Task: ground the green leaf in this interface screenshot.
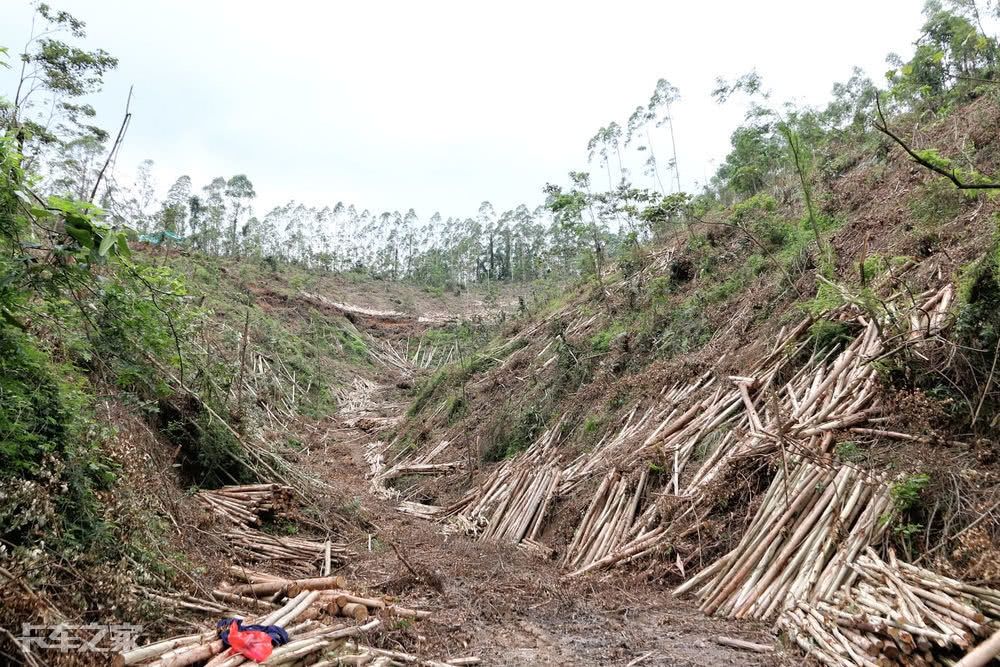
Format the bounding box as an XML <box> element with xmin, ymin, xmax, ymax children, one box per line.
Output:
<box><xmin>98</xmin><ymin>231</ymin><xmax>116</xmax><ymax>257</ymax></box>
<box><xmin>116</xmin><ymin>234</ymin><xmax>131</xmax><ymax>259</ymax></box>
<box><xmin>64</xmin><ymin>224</ymin><xmax>93</xmax><ymax>249</ymax></box>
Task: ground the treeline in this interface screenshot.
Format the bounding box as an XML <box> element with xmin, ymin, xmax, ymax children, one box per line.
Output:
<box><xmin>125</xmin><ymin>176</ymin><xmax>586</xmax><ymax>286</ymax></box>
<box><xmin>8</xmin><ymin>0</ymin><xmax>998</xmax><ymax>295</ymax></box>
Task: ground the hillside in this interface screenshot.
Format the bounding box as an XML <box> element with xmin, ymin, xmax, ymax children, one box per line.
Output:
<box><xmin>5</xmin><ymin>2</ymin><xmax>1000</xmax><ymax>666</ymax></box>
<box><xmin>372</xmin><ymin>94</ymin><xmax>1000</xmax><ymax>663</ymax></box>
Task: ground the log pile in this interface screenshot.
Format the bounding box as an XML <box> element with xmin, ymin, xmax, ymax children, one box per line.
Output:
<box><xmin>196</xmin><ymin>484</ymin><xmax>296</xmax><ymax>527</ymax></box>
<box><xmin>137</xmin><ymin>587</ymin><xmax>252</xmax><ymax>617</ymax></box>
<box><xmin>674</xmin><ymin>460</ymin><xmax>893</xmax><ymax>619</ymax></box>
<box><xmin>224</xmin><ymin>532</ymin><xmax>342</xmax><ymax>575</ymax></box>
<box><xmin>369</xmin><ymin>439</ymin><xmax>458</xmax><ymax>502</ymax></box>
<box><xmin>778</xmin><ymin>550</ymin><xmax>1000</xmax><ymax>666</ymax></box>
<box><xmin>221</xmin><ymin>568</ymin><xmax>432</xmax><ymax>620</ymax></box>
<box><xmin>334</xmin><ymin>377</ymin><xmax>380</xmax><ymax>416</ymax></box>
<box><xmin>567</xmin><ymin>315</ymin><xmax>888</xmax><ymax>578</ymax></box>
<box><xmin>123</xmin><ymin>574</ymin><xmax>447</xmax><ymax>666</ymax></box>
<box><xmin>561</xmin><ymin>468</ymin><xmax>647</xmax><ymax>571</ymax></box>
<box><xmin>444</xmin><ymin>417</ymin><xmax>566</xmax><ymax>542</ymax></box>
<box><xmin>407</xmin><ymin>338</ymin><xmax>459</xmax><ymax>370</ymax></box>
<box><xmin>118</xmin><ymin>590</ymin><xmax>367</xmax><ymax>666</ymax></box>
<box><xmin>331</xmin><ymin>642</ymin><xmax>481</xmax><ymax>666</ymax></box>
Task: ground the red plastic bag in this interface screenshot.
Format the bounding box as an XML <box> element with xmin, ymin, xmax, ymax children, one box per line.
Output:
<box><xmin>227</xmin><ymin>620</ymin><xmax>274</xmax><ymax>662</ymax></box>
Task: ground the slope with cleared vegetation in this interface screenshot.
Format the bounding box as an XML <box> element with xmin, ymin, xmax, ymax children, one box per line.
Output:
<box><xmin>4</xmin><ymin>1</ymin><xmax>1000</xmax><ymax>666</ymax></box>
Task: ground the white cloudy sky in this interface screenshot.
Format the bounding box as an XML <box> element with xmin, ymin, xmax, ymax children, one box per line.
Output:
<box><xmin>1</xmin><ymin>0</ymin><xmax>926</xmax><ymax>218</ymax></box>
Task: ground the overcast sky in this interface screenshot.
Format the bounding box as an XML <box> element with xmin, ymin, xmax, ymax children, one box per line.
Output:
<box><xmin>1</xmin><ymin>0</ymin><xmax>926</xmax><ymax>218</ymax></box>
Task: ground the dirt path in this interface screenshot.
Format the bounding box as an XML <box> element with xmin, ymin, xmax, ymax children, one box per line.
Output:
<box><xmin>306</xmin><ymin>378</ymin><xmax>792</xmax><ymax>666</ymax></box>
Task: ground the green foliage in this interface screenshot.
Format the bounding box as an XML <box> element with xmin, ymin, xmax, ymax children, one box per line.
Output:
<box><xmin>187</xmin><ymin>413</ymin><xmax>251</xmax><ymax>487</ymax></box>
<box><xmin>715</xmin><ymin>125</ymin><xmax>785</xmax><ymax>197</ymax></box>
<box><xmin>885</xmin><ymin>473</ymin><xmax>932</xmax><ymax>556</ymax></box>
<box><xmin>590</xmin><ymin>321</ymin><xmax>626</xmax><ymax>352</ymax></box>
<box><xmin>646</xmin><ymin>297</ymin><xmax>712</xmax><ymax>359</ymax></box>
<box><xmin>834</xmin><ymin>440</ymin><xmax>862</xmax><ymax>462</ymax></box>
<box><xmin>484</xmin><ymin>407</ymin><xmax>548</xmax><ymax>462</ymax></box>
<box><xmin>338</xmin><ymin>328</ymin><xmax>369</xmax><ymax>361</ymax></box>
<box><xmin>730</xmin><ymin>192</ymin><xmax>777</xmax><ymax>224</ymax></box>
<box><xmin>0</xmin><ymin>329</ymin><xmax>69</xmax><ymax>475</ymax></box>
<box><xmin>861</xmin><ymin>255</ymin><xmax>886</xmax><ymax>285</ymax></box>
<box><xmin>0</xmin><ymin>327</ymin><xmax>117</xmax><ymax>547</ymax></box>
<box><xmin>804</xmin><ymin>280</ymin><xmax>846</xmax><ymax>316</ymax></box>
<box><xmin>808</xmin><ymin>319</ymin><xmax>854</xmax><ymax>351</ymax></box>
<box><xmin>445</xmin><ymin>393</ymin><xmax>467</xmax><ymax>424</ymax></box>
<box><xmin>909</xmin><ymin>178</ymin><xmax>964</xmax><ymax>227</ymax></box>
<box><xmin>890</xmin><ymin>473</ymin><xmax>931</xmax><ymax>514</ymax></box>
<box><xmin>408</xmin><ymin>368</ymin><xmax>449</xmax><ymax>417</ymax></box>
<box><xmin>638</xmin><ymin>193</ymin><xmax>691</xmax><ymax>235</ymax></box>
<box><xmin>886</xmin><ymin>1</ymin><xmax>1000</xmax><ymax>110</ymax></box>
<box><xmin>647</xmin><ymin>276</ymin><xmax>673</xmax><ymax>307</ymax></box>
<box><xmin>704</xmin><ymin>273</ymin><xmax>749</xmax><ymax>303</ymax></box>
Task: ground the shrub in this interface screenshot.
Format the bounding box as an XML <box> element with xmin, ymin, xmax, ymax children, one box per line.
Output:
<box><xmin>590</xmin><ymin>322</ymin><xmax>626</xmax><ymax>352</ymax></box>
<box><xmin>484</xmin><ymin>407</ymin><xmax>548</xmax><ymax>462</ymax></box>
<box><xmin>730</xmin><ymin>192</ymin><xmax>778</xmax><ymax>224</ymax></box>
<box><xmin>0</xmin><ymin>328</ymin><xmax>117</xmax><ymax>547</ymax></box>
<box><xmin>808</xmin><ymin>319</ymin><xmax>854</xmax><ymax>351</ymax></box>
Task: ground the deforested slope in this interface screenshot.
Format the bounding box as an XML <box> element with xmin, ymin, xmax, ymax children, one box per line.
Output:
<box><xmin>379</xmin><ymin>95</ymin><xmax>1000</xmax><ymax>664</ymax></box>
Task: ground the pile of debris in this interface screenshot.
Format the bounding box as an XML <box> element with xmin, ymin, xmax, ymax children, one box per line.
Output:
<box><xmin>780</xmin><ymin>550</ymin><xmax>1000</xmax><ymax>665</ymax></box>
<box><xmin>195</xmin><ymin>484</ymin><xmax>343</xmax><ymax>577</ymax></box>
<box><xmin>196</xmin><ymin>484</ymin><xmax>296</xmax><ymax>528</ymax></box>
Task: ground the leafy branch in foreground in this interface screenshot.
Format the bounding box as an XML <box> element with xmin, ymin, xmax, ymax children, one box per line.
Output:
<box><xmin>873</xmin><ymin>92</ymin><xmax>1000</xmax><ymax>190</ymax></box>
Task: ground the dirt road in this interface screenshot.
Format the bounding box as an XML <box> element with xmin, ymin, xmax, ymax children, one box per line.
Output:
<box><xmin>306</xmin><ymin>379</ymin><xmax>792</xmax><ymax>666</ymax></box>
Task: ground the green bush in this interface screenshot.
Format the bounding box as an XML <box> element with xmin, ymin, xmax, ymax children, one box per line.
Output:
<box><xmin>590</xmin><ymin>322</ymin><xmax>626</xmax><ymax>352</ymax></box>
<box><xmin>0</xmin><ymin>328</ymin><xmax>117</xmax><ymax>547</ymax></box>
<box><xmin>0</xmin><ymin>328</ymin><xmax>70</xmax><ymax>475</ymax></box>
<box><xmin>730</xmin><ymin>192</ymin><xmax>777</xmax><ymax>224</ymax></box>
<box><xmin>408</xmin><ymin>368</ymin><xmax>449</xmax><ymax>417</ymax></box>
<box><xmin>484</xmin><ymin>407</ymin><xmax>548</xmax><ymax>462</ymax></box>
<box><xmin>445</xmin><ymin>394</ymin><xmax>467</xmax><ymax>424</ymax></box>
<box><xmin>807</xmin><ymin>319</ymin><xmax>854</xmax><ymax>351</ymax></box>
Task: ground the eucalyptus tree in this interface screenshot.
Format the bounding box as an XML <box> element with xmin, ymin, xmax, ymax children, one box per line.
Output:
<box><xmin>47</xmin><ymin>133</ymin><xmax>105</xmax><ymax>199</ymax></box>
<box><xmin>3</xmin><ymin>2</ymin><xmax>118</xmax><ymax>185</ymax></box>
<box><xmin>160</xmin><ymin>175</ymin><xmax>192</xmax><ymax>235</ymax></box>
<box><xmin>544</xmin><ymin>171</ymin><xmax>608</xmax><ymax>283</ymax></box>
<box><xmin>626</xmin><ymin>104</ymin><xmax>665</xmax><ymax>194</ymax></box>
<box><xmin>713</xmin><ymin>71</ymin><xmax>829</xmax><ymax>272</ymax></box>
<box><xmin>587</xmin><ymin>122</ymin><xmax>626</xmax><ymax>192</ymax></box>
<box><xmin>402</xmin><ymin>208</ymin><xmax>419</xmax><ymax>277</ymax></box>
<box><xmin>648</xmin><ymin>78</ymin><xmax>682</xmax><ymax>193</ymax></box>
<box><xmin>201</xmin><ymin>177</ymin><xmax>227</xmax><ymax>254</ymax></box>
<box><xmin>224</xmin><ymin>174</ymin><xmax>255</xmax><ymax>255</ymax></box>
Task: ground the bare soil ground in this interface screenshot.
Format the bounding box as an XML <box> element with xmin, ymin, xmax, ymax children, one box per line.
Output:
<box><xmin>305</xmin><ymin>380</ymin><xmax>794</xmax><ymax>667</ymax></box>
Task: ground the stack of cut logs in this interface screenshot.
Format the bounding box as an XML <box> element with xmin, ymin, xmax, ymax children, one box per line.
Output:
<box><xmin>224</xmin><ymin>532</ymin><xmax>342</xmax><ymax>575</ymax></box>
<box><xmin>778</xmin><ymin>550</ymin><xmax>1000</xmax><ymax>666</ymax></box>
<box><xmin>195</xmin><ymin>484</ymin><xmax>342</xmax><ymax>576</ymax></box>
<box><xmin>118</xmin><ymin>591</ymin><xmax>383</xmax><ymax>666</ymax></box>
<box><xmin>560</xmin><ymin>468</ymin><xmax>647</xmax><ymax>572</ymax></box>
<box><xmin>196</xmin><ymin>484</ymin><xmax>296</xmax><ymax>527</ymax></box>
<box><xmin>441</xmin><ymin>417</ymin><xmax>566</xmax><ymax>543</ymax></box>
<box><xmin>219</xmin><ymin>568</ymin><xmax>431</xmax><ymax>620</ymax></box>
<box><xmin>675</xmin><ymin>460</ymin><xmax>893</xmax><ymax>619</ymax></box>
<box><xmin>371</xmin><ymin>440</ymin><xmax>460</xmax><ymax>501</ymax></box>
<box><xmin>119</xmin><ymin>569</ymin><xmax>468</xmax><ymax>666</ymax></box>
